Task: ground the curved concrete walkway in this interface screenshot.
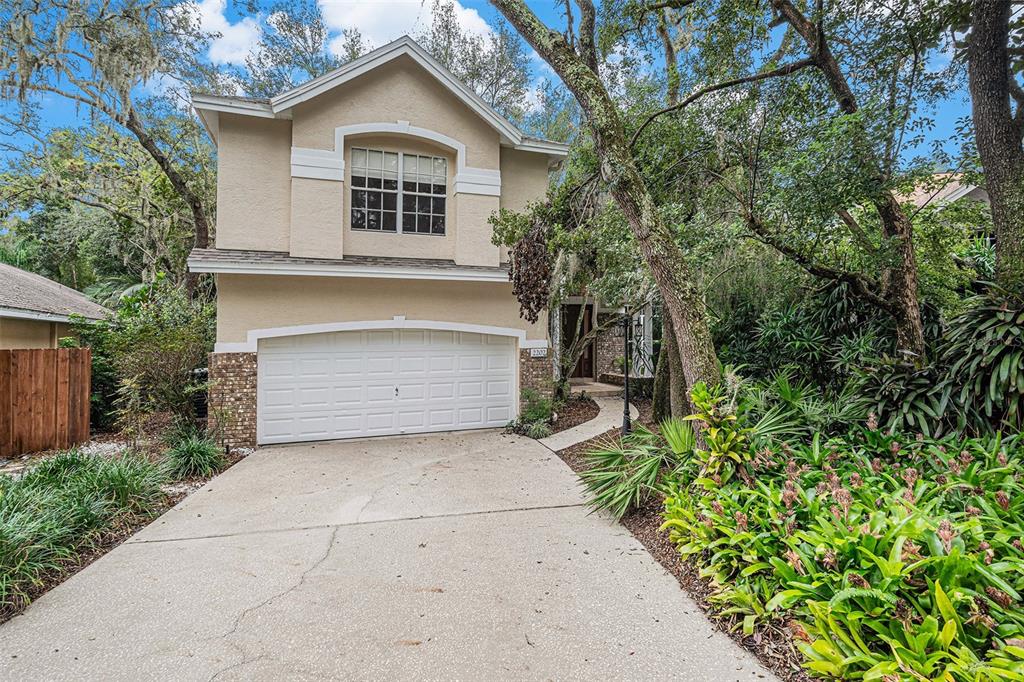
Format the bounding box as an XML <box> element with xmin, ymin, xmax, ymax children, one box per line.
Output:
<box><xmin>539</xmin><ymin>396</ymin><xmax>639</xmax><ymax>451</ymax></box>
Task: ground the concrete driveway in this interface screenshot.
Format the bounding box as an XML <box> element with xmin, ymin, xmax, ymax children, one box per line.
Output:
<box><xmin>0</xmin><ymin>430</ymin><xmax>774</xmax><ymax>681</ymax></box>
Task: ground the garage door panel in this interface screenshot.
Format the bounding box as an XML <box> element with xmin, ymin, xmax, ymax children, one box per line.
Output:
<box><xmin>257</xmin><ymin>328</ymin><xmax>519</xmax><ymax>444</ymax></box>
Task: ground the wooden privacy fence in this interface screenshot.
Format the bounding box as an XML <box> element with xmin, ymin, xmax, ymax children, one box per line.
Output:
<box><xmin>0</xmin><ymin>348</ymin><xmax>91</xmax><ymax>458</ymax></box>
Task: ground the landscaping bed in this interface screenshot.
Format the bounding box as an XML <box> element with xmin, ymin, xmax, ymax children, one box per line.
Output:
<box><xmin>0</xmin><ymin>437</ymin><xmax>247</xmax><ymax>624</ymax></box>
<box><xmin>563</xmin><ymin>384</ymin><xmax>1024</xmax><ymax>681</ymax></box>
<box><xmin>557</xmin><ymin>418</ymin><xmax>810</xmax><ymax>681</ymax></box>
<box><xmin>549</xmin><ymin>395</ymin><xmax>600</xmax><ymax>434</ymax></box>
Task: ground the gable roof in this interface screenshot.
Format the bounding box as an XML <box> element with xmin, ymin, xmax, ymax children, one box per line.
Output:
<box><xmin>191</xmin><ymin>36</ymin><xmax>568</xmax><ymax>157</ymax></box>
<box><xmin>0</xmin><ymin>264</ymin><xmax>109</xmax><ymax>322</ymax></box>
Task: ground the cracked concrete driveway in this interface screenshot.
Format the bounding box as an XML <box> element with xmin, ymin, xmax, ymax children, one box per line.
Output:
<box><xmin>0</xmin><ymin>430</ymin><xmax>776</xmax><ymax>681</ymax></box>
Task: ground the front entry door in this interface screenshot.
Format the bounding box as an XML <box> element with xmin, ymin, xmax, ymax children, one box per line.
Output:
<box><xmin>562</xmin><ymin>304</ymin><xmax>595</xmax><ymax>379</ymax></box>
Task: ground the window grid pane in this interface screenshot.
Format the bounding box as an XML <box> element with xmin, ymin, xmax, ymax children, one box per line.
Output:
<box><xmin>400</xmin><ymin>153</ymin><xmax>447</xmax><ymax>235</ymax></box>
<box><xmin>352</xmin><ymin>148</ymin><xmax>446</xmax><ymax>235</ymax></box>
<box><xmin>350</xmin><ymin>147</ymin><xmax>398</xmax><ymax>233</ymax></box>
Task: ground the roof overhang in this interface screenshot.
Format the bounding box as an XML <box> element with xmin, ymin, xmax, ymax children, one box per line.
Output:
<box><xmin>190</xmin><ymin>36</ymin><xmax>569</xmax><ymax>160</ymax></box>
<box><xmin>188</xmin><ymin>250</ymin><xmax>511</xmax><ymax>283</ymax></box>
<box><xmin>0</xmin><ymin>306</ymin><xmax>100</xmax><ymax>324</ymax></box>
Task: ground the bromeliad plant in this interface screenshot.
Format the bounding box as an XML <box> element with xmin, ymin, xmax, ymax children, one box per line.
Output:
<box><xmin>661</xmin><ymin>413</ymin><xmax>1024</xmax><ymax>680</ymax></box>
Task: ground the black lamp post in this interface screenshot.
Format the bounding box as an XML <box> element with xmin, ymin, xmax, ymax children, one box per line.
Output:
<box><xmin>621</xmin><ymin>304</ymin><xmax>632</xmax><ymax>436</ymax></box>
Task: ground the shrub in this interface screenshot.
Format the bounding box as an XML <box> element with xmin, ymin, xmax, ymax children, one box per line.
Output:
<box><xmin>853</xmin><ymin>357</ymin><xmax>951</xmax><ymax>437</ymax></box>
<box><xmin>941</xmin><ymin>289</ymin><xmax>1024</xmax><ymax>434</ymax></box>
<box><xmin>0</xmin><ymin>450</ymin><xmax>166</xmax><ymax>610</ymax></box>
<box><xmin>70</xmin><ymin>277</ymin><xmax>215</xmax><ymax>434</ymax></box>
<box><xmin>580</xmin><ymin>421</ymin><xmax>692</xmax><ymax>519</ymax></box>
<box><xmin>520</xmin><ymin>388</ymin><xmax>554</xmax><ymax>423</ymax></box>
<box><xmin>507</xmin><ymin>388</ymin><xmax>555</xmax><ymax>438</ymax></box>
<box><xmin>163</xmin><ymin>434</ymin><xmax>225</xmax><ymax>480</ymax></box>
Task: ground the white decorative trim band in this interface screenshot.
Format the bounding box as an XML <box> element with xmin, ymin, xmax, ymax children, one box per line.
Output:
<box><xmin>288</xmin><ymin>121</ymin><xmax>502</xmax><ymax>196</ymax></box>
<box><xmin>188</xmin><ymin>255</ymin><xmax>509</xmax><ymax>283</ymax></box>
<box><xmin>214</xmin><ymin>316</ymin><xmax>549</xmax><ymax>353</ymax></box>
<box><xmin>291</xmin><ymin>147</ymin><xmax>345</xmax><ymax>181</ymax></box>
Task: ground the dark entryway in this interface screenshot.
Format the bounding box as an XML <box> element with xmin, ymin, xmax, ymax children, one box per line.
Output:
<box><xmin>561</xmin><ymin>303</ymin><xmax>595</xmax><ymax>379</ymax></box>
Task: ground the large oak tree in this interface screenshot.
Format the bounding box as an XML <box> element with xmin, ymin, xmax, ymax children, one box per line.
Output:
<box><xmin>489</xmin><ymin>0</ymin><xmax>722</xmax><ymax>396</ymax></box>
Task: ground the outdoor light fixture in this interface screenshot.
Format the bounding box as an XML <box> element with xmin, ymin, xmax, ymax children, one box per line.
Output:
<box><xmin>621</xmin><ymin>304</ymin><xmax>632</xmax><ymax>436</ymax></box>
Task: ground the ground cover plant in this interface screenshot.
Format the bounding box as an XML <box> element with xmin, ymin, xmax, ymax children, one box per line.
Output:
<box><xmin>0</xmin><ymin>450</ymin><xmax>167</xmax><ymax>613</ymax></box>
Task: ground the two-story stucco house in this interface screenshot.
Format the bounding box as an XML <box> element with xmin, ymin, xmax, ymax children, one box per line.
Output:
<box><xmin>188</xmin><ymin>37</ymin><xmax>568</xmax><ymax>447</ymax></box>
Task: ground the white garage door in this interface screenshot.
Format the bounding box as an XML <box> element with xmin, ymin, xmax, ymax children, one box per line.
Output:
<box><xmin>257</xmin><ymin>328</ymin><xmax>517</xmax><ymax>444</ymax></box>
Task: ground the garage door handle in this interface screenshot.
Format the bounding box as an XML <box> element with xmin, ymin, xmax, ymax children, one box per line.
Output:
<box><xmin>394</xmin><ymin>385</ymin><xmax>399</xmax><ymax>397</ymax></box>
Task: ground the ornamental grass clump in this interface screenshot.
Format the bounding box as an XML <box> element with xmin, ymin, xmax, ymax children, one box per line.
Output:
<box><xmin>0</xmin><ymin>450</ymin><xmax>167</xmax><ymax>612</ymax></box>
<box><xmin>661</xmin><ymin>411</ymin><xmax>1024</xmax><ymax>680</ymax></box>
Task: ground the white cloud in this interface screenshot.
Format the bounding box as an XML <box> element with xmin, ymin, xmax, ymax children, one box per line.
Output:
<box><xmin>318</xmin><ymin>0</ymin><xmax>492</xmax><ymax>53</ymax></box>
<box><xmin>193</xmin><ymin>0</ymin><xmax>260</xmax><ymax>66</ymax></box>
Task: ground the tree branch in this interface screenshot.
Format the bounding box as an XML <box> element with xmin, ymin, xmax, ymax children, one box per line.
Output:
<box><xmin>630</xmin><ymin>58</ymin><xmax>815</xmax><ymax>147</ymax></box>
<box><xmin>744</xmin><ymin>213</ymin><xmax>893</xmax><ymax>313</ymax></box>
<box><xmin>576</xmin><ymin>0</ymin><xmax>599</xmax><ymax>72</ymax></box>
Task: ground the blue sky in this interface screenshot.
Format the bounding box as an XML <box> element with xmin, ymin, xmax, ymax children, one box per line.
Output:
<box><xmin>25</xmin><ymin>0</ymin><xmax>971</xmax><ymax>164</ymax></box>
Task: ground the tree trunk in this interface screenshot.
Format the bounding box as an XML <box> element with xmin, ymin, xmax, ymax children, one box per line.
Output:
<box><xmin>771</xmin><ymin>0</ymin><xmax>926</xmax><ymax>358</ymax></box>
<box><xmin>490</xmin><ymin>0</ymin><xmax>721</xmax><ymax>394</ymax></box>
<box><xmin>662</xmin><ymin>312</ymin><xmax>688</xmax><ymax>416</ymax></box>
<box><xmin>652</xmin><ymin>328</ymin><xmax>670</xmax><ymax>422</ymax></box>
<box><xmin>875</xmin><ymin>194</ymin><xmax>927</xmax><ymax>358</ymax></box>
<box><xmin>968</xmin><ymin>0</ymin><xmax>1024</xmax><ymax>292</ymax></box>
<box><xmin>124</xmin><ymin>108</ymin><xmax>211</xmax><ymax>250</ymax></box>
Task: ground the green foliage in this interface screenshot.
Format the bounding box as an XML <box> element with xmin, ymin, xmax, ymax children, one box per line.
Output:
<box><xmin>163</xmin><ymin>434</ymin><xmax>225</xmax><ymax>480</ymax></box>
<box><xmin>580</xmin><ymin>424</ymin><xmax>686</xmax><ymax>520</ymax></box>
<box><xmin>942</xmin><ymin>290</ymin><xmax>1024</xmax><ymax>433</ymax></box>
<box><xmin>854</xmin><ymin>358</ymin><xmax>951</xmax><ymax>437</ymax></box>
<box><xmin>659</xmin><ymin>386</ymin><xmax>1024</xmax><ymax>680</ymax></box>
<box><xmin>0</xmin><ymin>449</ymin><xmax>167</xmax><ymax>611</ymax></box>
<box><xmin>507</xmin><ymin>388</ymin><xmax>555</xmax><ymax>439</ymax></box>
<box><xmin>520</xmin><ymin>388</ymin><xmax>554</xmax><ymax>423</ymax></box>
<box><xmin>71</xmin><ymin>278</ymin><xmax>215</xmax><ymax>432</ymax></box>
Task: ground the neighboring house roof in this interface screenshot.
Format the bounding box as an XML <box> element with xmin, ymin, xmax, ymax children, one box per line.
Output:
<box><xmin>902</xmin><ymin>172</ymin><xmax>990</xmax><ymax>209</ymax></box>
<box><xmin>190</xmin><ymin>35</ymin><xmax>569</xmax><ymax>158</ymax></box>
<box><xmin>0</xmin><ymin>264</ymin><xmax>109</xmax><ymax>323</ymax></box>
<box><xmin>188</xmin><ymin>248</ymin><xmax>510</xmax><ymax>283</ymax></box>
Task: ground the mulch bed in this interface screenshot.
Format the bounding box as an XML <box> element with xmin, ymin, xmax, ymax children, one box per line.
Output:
<box><xmin>0</xmin><ymin>447</ymin><xmax>249</xmax><ymax>625</ymax></box>
<box><xmin>549</xmin><ymin>395</ymin><xmax>600</xmax><ymax>434</ymax></box>
<box><xmin>556</xmin><ymin>400</ymin><xmax>811</xmax><ymax>682</ymax></box>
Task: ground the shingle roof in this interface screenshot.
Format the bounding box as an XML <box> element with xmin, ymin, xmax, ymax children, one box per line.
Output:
<box><xmin>0</xmin><ymin>264</ymin><xmax>109</xmax><ymax>321</ymax></box>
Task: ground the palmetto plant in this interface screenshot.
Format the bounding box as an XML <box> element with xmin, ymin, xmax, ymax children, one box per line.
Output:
<box><xmin>580</xmin><ymin>424</ymin><xmax>683</xmax><ymax>519</ymax></box>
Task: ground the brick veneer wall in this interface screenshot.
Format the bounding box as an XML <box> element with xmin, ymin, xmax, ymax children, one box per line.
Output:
<box><xmin>208</xmin><ymin>352</ymin><xmax>257</xmax><ymax>448</ymax></box>
<box><xmin>594</xmin><ymin>313</ymin><xmax>621</xmax><ymax>380</ymax></box>
<box><xmin>519</xmin><ymin>348</ymin><xmax>553</xmax><ymax>405</ymax></box>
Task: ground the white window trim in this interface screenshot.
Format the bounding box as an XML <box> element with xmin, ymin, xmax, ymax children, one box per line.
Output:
<box><xmin>214</xmin><ymin>316</ymin><xmax>549</xmax><ymax>353</ymax></box>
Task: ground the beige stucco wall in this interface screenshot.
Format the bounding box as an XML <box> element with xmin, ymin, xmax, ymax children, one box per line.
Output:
<box><xmin>216</xmin><ymin>114</ymin><xmax>292</xmax><ymax>252</ymax></box>
<box><xmin>290</xmin><ymin>177</ymin><xmax>344</xmax><ymax>259</ymax></box>
<box><xmin>291</xmin><ymin>55</ymin><xmax>500</xmax><ymax>170</ymax></box>
<box><xmin>215</xmin><ymin>274</ymin><xmax>547</xmax><ymax>343</ymax></box>
<box><xmin>500</xmin><ymin>148</ymin><xmax>551</xmax><ymax>213</ymax></box>
<box><xmin>0</xmin><ymin>318</ymin><xmax>69</xmax><ymax>349</ymax></box>
<box><xmin>212</xmin><ymin>56</ymin><xmax>555</xmax><ymax>265</ymax></box>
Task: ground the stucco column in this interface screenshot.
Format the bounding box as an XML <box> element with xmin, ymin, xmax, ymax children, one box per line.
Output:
<box><xmin>290</xmin><ymin>177</ymin><xmax>344</xmax><ymax>259</ymax></box>
<box><xmin>454</xmin><ymin>193</ymin><xmax>500</xmax><ymax>266</ymax></box>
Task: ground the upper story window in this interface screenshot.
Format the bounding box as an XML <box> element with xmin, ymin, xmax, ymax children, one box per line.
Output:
<box><xmin>350</xmin><ymin>147</ymin><xmax>447</xmax><ymax>235</ymax></box>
